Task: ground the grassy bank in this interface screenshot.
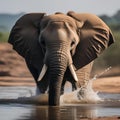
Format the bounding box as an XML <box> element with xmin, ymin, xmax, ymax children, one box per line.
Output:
<box><xmin>92</xmin><ymin>29</ymin><xmax>120</xmax><ymax>76</ymax></box>
<box><xmin>0</xmin><ymin>32</ymin><xmax>9</xmax><ymax>42</ymax></box>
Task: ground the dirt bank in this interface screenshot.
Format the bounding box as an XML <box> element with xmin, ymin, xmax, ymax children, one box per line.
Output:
<box><xmin>0</xmin><ymin>43</ymin><xmax>32</xmax><ymax>77</ymax></box>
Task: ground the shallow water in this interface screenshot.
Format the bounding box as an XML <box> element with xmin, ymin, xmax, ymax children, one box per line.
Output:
<box><xmin>1</xmin><ymin>104</ymin><xmax>120</xmax><ymax>120</ymax></box>
<box><xmin>0</xmin><ymin>86</ymin><xmax>120</xmax><ymax>120</ymax></box>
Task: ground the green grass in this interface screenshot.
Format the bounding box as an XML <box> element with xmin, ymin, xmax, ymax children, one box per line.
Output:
<box><xmin>0</xmin><ymin>32</ymin><xmax>9</xmax><ymax>42</ymax></box>
<box><xmin>93</xmin><ymin>30</ymin><xmax>120</xmax><ymax>70</ymax></box>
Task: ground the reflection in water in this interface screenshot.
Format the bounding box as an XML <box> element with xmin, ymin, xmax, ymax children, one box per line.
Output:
<box><xmin>0</xmin><ymin>102</ymin><xmax>120</xmax><ymax>120</ymax></box>
<box><xmin>15</xmin><ymin>105</ymin><xmax>120</xmax><ymax>120</ymax></box>
<box><xmin>18</xmin><ymin>105</ymin><xmax>99</xmax><ymax>120</ymax></box>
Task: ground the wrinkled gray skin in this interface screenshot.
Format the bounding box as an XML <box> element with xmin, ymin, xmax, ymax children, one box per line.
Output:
<box><xmin>39</xmin><ymin>18</ymin><xmax>79</xmax><ymax>105</ymax></box>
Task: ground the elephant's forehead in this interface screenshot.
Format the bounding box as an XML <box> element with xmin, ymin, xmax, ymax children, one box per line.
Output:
<box><xmin>41</xmin><ymin>14</ymin><xmax>77</xmax><ymax>28</ymax></box>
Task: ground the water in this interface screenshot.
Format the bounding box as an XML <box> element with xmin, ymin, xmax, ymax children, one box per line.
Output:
<box><xmin>0</xmin><ymin>68</ymin><xmax>120</xmax><ymax>119</ymax></box>
<box><xmin>0</xmin><ymin>86</ymin><xmax>120</xmax><ymax>120</ymax></box>
<box><xmin>1</xmin><ymin>104</ymin><xmax>120</xmax><ymax>120</ymax></box>
<box><xmin>61</xmin><ymin>78</ymin><xmax>102</xmax><ymax>104</ymax></box>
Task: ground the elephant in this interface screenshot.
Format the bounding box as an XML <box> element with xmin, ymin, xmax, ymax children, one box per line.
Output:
<box><xmin>8</xmin><ymin>11</ymin><xmax>115</xmax><ymax>106</ymax></box>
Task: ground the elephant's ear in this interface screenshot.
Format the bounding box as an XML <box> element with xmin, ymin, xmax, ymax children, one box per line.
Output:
<box><xmin>67</xmin><ymin>11</ymin><xmax>115</xmax><ymax>70</ymax></box>
<box><xmin>8</xmin><ymin>13</ymin><xmax>46</xmax><ymax>80</ymax></box>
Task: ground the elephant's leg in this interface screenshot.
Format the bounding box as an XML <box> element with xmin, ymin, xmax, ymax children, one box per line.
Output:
<box><xmin>61</xmin><ymin>68</ymin><xmax>77</xmax><ymax>94</ymax></box>
<box><xmin>26</xmin><ymin>61</ymin><xmax>49</xmax><ymax>94</ymax></box>
<box><xmin>71</xmin><ymin>81</ymin><xmax>77</xmax><ymax>91</ymax></box>
<box><xmin>76</xmin><ymin>62</ymin><xmax>95</xmax><ymax>100</ymax></box>
<box><xmin>76</xmin><ymin>61</ymin><xmax>93</xmax><ymax>88</ymax></box>
<box><xmin>61</xmin><ymin>78</ymin><xmax>77</xmax><ymax>95</ymax></box>
<box><xmin>25</xmin><ymin>61</ymin><xmax>39</xmax><ymax>82</ymax></box>
<box><xmin>37</xmin><ymin>78</ymin><xmax>49</xmax><ymax>93</ymax></box>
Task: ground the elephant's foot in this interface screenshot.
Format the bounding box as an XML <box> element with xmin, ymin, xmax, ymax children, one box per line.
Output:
<box><xmin>36</xmin><ymin>79</ymin><xmax>49</xmax><ymax>94</ymax></box>
<box><xmin>72</xmin><ymin>82</ymin><xmax>77</xmax><ymax>91</ymax></box>
<box><xmin>36</xmin><ymin>85</ymin><xmax>48</xmax><ymax>95</ymax></box>
<box><xmin>36</xmin><ymin>86</ymin><xmax>49</xmax><ymax>95</ymax></box>
<box><xmin>36</xmin><ymin>87</ymin><xmax>40</xmax><ymax>95</ymax></box>
<box><xmin>60</xmin><ymin>80</ymin><xmax>77</xmax><ymax>95</ymax></box>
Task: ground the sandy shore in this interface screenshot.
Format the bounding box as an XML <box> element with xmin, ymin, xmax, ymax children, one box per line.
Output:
<box><xmin>0</xmin><ymin>76</ymin><xmax>120</xmax><ymax>93</ymax></box>
<box><xmin>93</xmin><ymin>76</ymin><xmax>120</xmax><ymax>93</ymax></box>
<box><xmin>90</xmin><ymin>116</ymin><xmax>120</xmax><ymax>120</ymax></box>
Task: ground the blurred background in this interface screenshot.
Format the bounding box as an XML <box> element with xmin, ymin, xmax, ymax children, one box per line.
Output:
<box><xmin>0</xmin><ymin>0</ymin><xmax>120</xmax><ymax>78</ymax></box>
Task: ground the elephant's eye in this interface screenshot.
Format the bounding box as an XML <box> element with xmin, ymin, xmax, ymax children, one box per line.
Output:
<box><xmin>71</xmin><ymin>39</ymin><xmax>76</xmax><ymax>47</ymax></box>
<box><xmin>71</xmin><ymin>41</ymin><xmax>75</xmax><ymax>47</ymax></box>
<box><xmin>41</xmin><ymin>40</ymin><xmax>45</xmax><ymax>46</ymax></box>
<box><xmin>40</xmin><ymin>37</ymin><xmax>46</xmax><ymax>54</ymax></box>
<box><xmin>40</xmin><ymin>36</ymin><xmax>46</xmax><ymax>47</ymax></box>
<box><xmin>70</xmin><ymin>39</ymin><xmax>76</xmax><ymax>51</ymax></box>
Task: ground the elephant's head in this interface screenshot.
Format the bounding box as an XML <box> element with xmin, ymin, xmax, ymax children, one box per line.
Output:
<box><xmin>8</xmin><ymin>11</ymin><xmax>115</xmax><ymax>106</ymax></box>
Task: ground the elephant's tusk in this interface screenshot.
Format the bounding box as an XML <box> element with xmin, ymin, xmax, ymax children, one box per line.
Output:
<box><xmin>69</xmin><ymin>64</ymin><xmax>78</xmax><ymax>82</ymax></box>
<box><xmin>38</xmin><ymin>64</ymin><xmax>48</xmax><ymax>82</ymax></box>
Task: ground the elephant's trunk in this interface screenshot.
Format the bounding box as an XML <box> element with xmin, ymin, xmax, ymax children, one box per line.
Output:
<box><xmin>48</xmin><ymin>52</ymin><xmax>68</xmax><ymax>106</ymax></box>
<box><xmin>37</xmin><ymin>49</ymin><xmax>78</xmax><ymax>105</ymax></box>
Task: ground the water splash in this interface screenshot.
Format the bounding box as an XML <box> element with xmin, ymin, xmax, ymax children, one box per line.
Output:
<box><xmin>77</xmin><ymin>79</ymin><xmax>101</xmax><ymax>103</ymax></box>
<box><xmin>15</xmin><ymin>67</ymin><xmax>112</xmax><ymax>105</ymax></box>
<box><xmin>60</xmin><ymin>79</ymin><xmax>101</xmax><ymax>104</ymax></box>
<box><xmin>60</xmin><ymin>66</ymin><xmax>112</xmax><ymax>104</ymax></box>
<box><xmin>92</xmin><ymin>66</ymin><xmax>112</xmax><ymax>79</ymax></box>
